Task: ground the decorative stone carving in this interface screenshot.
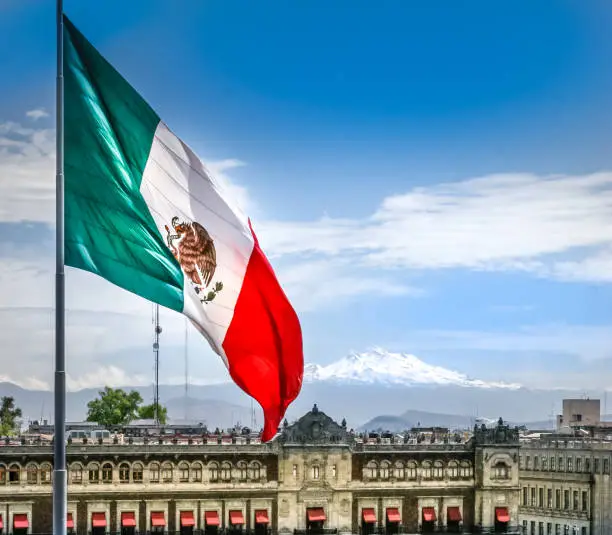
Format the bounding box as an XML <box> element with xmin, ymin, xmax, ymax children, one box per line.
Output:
<box><xmin>341</xmin><ymin>499</ymin><xmax>350</xmax><ymax>514</ymax></box>
<box><xmin>279</xmin><ymin>404</ymin><xmax>352</xmax><ymax>445</ymax></box>
<box><xmin>473</xmin><ymin>417</ymin><xmax>519</xmax><ymax>445</ymax></box>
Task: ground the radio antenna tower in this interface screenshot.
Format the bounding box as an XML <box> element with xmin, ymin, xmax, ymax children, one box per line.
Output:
<box><xmin>184</xmin><ymin>317</ymin><xmax>189</xmax><ymax>421</ymax></box>
<box><xmin>153</xmin><ymin>303</ymin><xmax>162</xmax><ymax>425</ymax></box>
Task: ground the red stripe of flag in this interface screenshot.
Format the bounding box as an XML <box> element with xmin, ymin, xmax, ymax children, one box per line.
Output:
<box><xmin>223</xmin><ymin>220</ymin><xmax>303</xmax><ymax>442</ymax></box>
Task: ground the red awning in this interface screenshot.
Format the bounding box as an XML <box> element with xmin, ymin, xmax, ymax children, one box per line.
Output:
<box><xmin>307</xmin><ymin>508</ymin><xmax>326</xmax><ymax>522</ymax></box>
<box><xmin>255</xmin><ymin>510</ymin><xmax>269</xmax><ymax>524</ymax></box>
<box><xmin>13</xmin><ymin>514</ymin><xmax>29</xmax><ymax>529</ymax></box>
<box><xmin>422</xmin><ymin>507</ymin><xmax>436</xmax><ymax>522</ymax></box>
<box><xmin>92</xmin><ymin>513</ymin><xmax>106</xmax><ymax>528</ymax></box>
<box><xmin>67</xmin><ymin>513</ymin><xmax>74</xmax><ymax>529</ymax></box>
<box><xmin>121</xmin><ymin>512</ymin><xmax>136</xmax><ymax>527</ymax></box>
<box><xmin>495</xmin><ymin>508</ymin><xmax>510</xmax><ymax>523</ymax></box>
<box><xmin>151</xmin><ymin>512</ymin><xmax>166</xmax><ymax>527</ymax></box>
<box><xmin>362</xmin><ymin>509</ymin><xmax>376</xmax><ymax>524</ymax></box>
<box><xmin>386</xmin><ymin>508</ymin><xmax>401</xmax><ymax>523</ymax></box>
<box><xmin>205</xmin><ymin>511</ymin><xmax>220</xmax><ymax>526</ymax></box>
<box><xmin>180</xmin><ymin>512</ymin><xmax>195</xmax><ymax>527</ymax></box>
<box><xmin>229</xmin><ymin>511</ymin><xmax>245</xmax><ymax>525</ymax></box>
<box><xmin>447</xmin><ymin>507</ymin><xmax>461</xmax><ymax>522</ymax></box>
<box><xmin>0</xmin><ymin>515</ymin><xmax>4</xmax><ymax>529</ymax></box>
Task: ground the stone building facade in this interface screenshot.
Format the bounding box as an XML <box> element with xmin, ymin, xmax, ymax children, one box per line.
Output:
<box><xmin>518</xmin><ymin>436</ymin><xmax>612</xmax><ymax>535</ymax></box>
<box><xmin>0</xmin><ymin>406</ymin><xmax>520</xmax><ymax>534</ymax></box>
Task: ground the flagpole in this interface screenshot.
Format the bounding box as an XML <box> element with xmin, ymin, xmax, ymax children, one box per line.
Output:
<box><xmin>53</xmin><ymin>0</ymin><xmax>67</xmax><ymax>534</ymax></box>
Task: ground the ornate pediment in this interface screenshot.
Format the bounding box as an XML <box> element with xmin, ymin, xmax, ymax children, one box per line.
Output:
<box><xmin>279</xmin><ymin>404</ymin><xmax>351</xmax><ymax>445</ymax></box>
<box><xmin>473</xmin><ymin>417</ymin><xmax>520</xmax><ymax>445</ymax></box>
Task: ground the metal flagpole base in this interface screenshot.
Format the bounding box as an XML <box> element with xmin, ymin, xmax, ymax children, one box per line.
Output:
<box><xmin>54</xmin><ymin>1</ymin><xmax>67</xmax><ymax>534</ymax></box>
<box><xmin>52</xmin><ymin>469</ymin><xmax>67</xmax><ymax>535</ymax></box>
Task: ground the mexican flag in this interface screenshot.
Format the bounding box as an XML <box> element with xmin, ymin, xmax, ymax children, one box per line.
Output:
<box><xmin>63</xmin><ymin>16</ymin><xmax>303</xmax><ymax>441</ymax></box>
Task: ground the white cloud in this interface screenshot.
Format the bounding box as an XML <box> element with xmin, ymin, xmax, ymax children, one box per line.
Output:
<box><xmin>6</xmin><ymin>115</ymin><xmax>612</xmax><ymax>284</ymax></box>
<box><xmin>25</xmin><ymin>109</ymin><xmax>49</xmax><ymax>121</ymax></box>
<box><xmin>276</xmin><ymin>258</ymin><xmax>418</xmax><ymax>312</ymax></box>
<box><xmin>4</xmin><ymin>109</ymin><xmax>612</xmax><ymax>390</ymax></box>
<box><xmin>408</xmin><ymin>324</ymin><xmax>612</xmax><ymax>362</ymax></box>
<box><xmin>205</xmin><ymin>158</ymin><xmax>253</xmax><ymax>215</ymax></box>
<box><xmin>261</xmin><ymin>172</ymin><xmax>612</xmax><ymax>282</ymax></box>
<box><xmin>0</xmin><ymin>120</ymin><xmax>55</xmax><ymax>223</ymax></box>
<box><xmin>0</xmin><ymin>255</ymin><xmax>232</xmax><ymax>391</ymax></box>
<box><xmin>0</xmin><ymin>374</ymin><xmax>50</xmax><ymax>391</ymax></box>
<box><xmin>66</xmin><ymin>365</ymin><xmax>150</xmax><ymax>391</ymax></box>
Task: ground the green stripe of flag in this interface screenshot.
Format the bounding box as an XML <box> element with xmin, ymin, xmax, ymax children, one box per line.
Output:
<box><xmin>64</xmin><ymin>15</ymin><xmax>184</xmax><ymax>312</ymax></box>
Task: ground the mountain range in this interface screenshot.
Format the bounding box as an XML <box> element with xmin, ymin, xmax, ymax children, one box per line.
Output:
<box><xmin>303</xmin><ymin>348</ymin><xmax>520</xmax><ymax>389</ymax></box>
<box><xmin>2</xmin><ymin>348</ymin><xmax>607</xmax><ymax>430</ymax></box>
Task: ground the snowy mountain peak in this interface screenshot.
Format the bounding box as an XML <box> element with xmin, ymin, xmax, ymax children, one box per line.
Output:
<box><xmin>304</xmin><ymin>348</ymin><xmax>520</xmax><ymax>389</ymax></box>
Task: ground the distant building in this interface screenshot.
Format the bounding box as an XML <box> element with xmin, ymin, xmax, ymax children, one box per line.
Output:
<box><xmin>519</xmin><ymin>397</ymin><xmax>612</xmax><ymax>535</ymax></box>
<box><xmin>517</xmin><ymin>435</ymin><xmax>612</xmax><ymax>535</ymax></box>
<box><xmin>556</xmin><ymin>400</ymin><xmax>601</xmax><ymax>431</ymax></box>
<box><xmin>0</xmin><ymin>405</ymin><xmax>520</xmax><ymax>534</ymax></box>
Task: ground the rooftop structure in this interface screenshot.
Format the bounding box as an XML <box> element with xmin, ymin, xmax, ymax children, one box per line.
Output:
<box><xmin>0</xmin><ymin>405</ymin><xmax>520</xmax><ymax>534</ymax></box>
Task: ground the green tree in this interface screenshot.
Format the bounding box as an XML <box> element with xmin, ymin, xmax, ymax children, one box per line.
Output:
<box><xmin>86</xmin><ymin>387</ymin><xmax>144</xmax><ymax>426</ymax></box>
<box><xmin>138</xmin><ymin>402</ymin><xmax>168</xmax><ymax>424</ymax></box>
<box><xmin>0</xmin><ymin>396</ymin><xmax>22</xmax><ymax>436</ymax></box>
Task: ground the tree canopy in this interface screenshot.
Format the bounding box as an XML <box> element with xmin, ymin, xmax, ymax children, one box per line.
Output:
<box><xmin>86</xmin><ymin>387</ymin><xmax>168</xmax><ymax>427</ymax></box>
<box><xmin>138</xmin><ymin>402</ymin><xmax>168</xmax><ymax>424</ymax></box>
<box><xmin>0</xmin><ymin>396</ymin><xmax>22</xmax><ymax>436</ymax></box>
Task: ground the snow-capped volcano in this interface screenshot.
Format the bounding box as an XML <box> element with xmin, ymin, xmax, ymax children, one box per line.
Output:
<box><xmin>304</xmin><ymin>348</ymin><xmax>520</xmax><ymax>389</ymax></box>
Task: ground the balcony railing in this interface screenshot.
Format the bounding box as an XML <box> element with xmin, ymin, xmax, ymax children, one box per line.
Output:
<box><xmin>293</xmin><ymin>529</ymin><xmax>338</xmax><ymax>535</ymax></box>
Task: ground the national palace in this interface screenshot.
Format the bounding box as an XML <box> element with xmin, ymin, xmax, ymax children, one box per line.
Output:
<box><xmin>0</xmin><ymin>404</ymin><xmax>520</xmax><ymax>534</ymax></box>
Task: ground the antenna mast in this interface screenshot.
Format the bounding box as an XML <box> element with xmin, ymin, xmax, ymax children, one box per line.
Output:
<box><xmin>184</xmin><ymin>317</ymin><xmax>189</xmax><ymax>421</ymax></box>
<box><xmin>153</xmin><ymin>304</ymin><xmax>162</xmax><ymax>425</ymax></box>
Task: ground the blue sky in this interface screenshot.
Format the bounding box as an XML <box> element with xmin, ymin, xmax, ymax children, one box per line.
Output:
<box><xmin>2</xmin><ymin>0</ymin><xmax>612</xmax><ymax>394</ymax></box>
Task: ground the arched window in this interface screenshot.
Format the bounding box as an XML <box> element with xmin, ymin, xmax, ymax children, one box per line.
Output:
<box><xmin>8</xmin><ymin>464</ymin><xmax>20</xmax><ymax>484</ymax></box>
<box><xmin>26</xmin><ymin>464</ymin><xmax>38</xmax><ymax>485</ymax></box>
<box><xmin>493</xmin><ymin>462</ymin><xmax>510</xmax><ymax>479</ymax></box>
<box><xmin>394</xmin><ymin>461</ymin><xmax>405</xmax><ymax>480</ymax></box>
<box><xmin>237</xmin><ymin>461</ymin><xmax>248</xmax><ymax>481</ymax></box>
<box><xmin>179</xmin><ymin>462</ymin><xmax>190</xmax><ymax>482</ymax></box>
<box><xmin>191</xmin><ymin>462</ymin><xmax>203</xmax><ymax>482</ymax></box>
<box><xmin>208</xmin><ymin>462</ymin><xmax>219</xmax><ymax>482</ymax></box>
<box><xmin>161</xmin><ymin>462</ymin><xmax>173</xmax><ymax>483</ymax></box>
<box><xmin>364</xmin><ymin>461</ymin><xmax>378</xmax><ymax>479</ymax></box>
<box><xmin>221</xmin><ymin>462</ymin><xmax>232</xmax><ymax>481</ymax></box>
<box><xmin>311</xmin><ymin>465</ymin><xmax>320</xmax><ymax>480</ymax></box>
<box><xmin>101</xmin><ymin>463</ymin><xmax>113</xmax><ymax>483</ymax></box>
<box><xmin>0</xmin><ymin>464</ymin><xmax>6</xmax><ymax>485</ymax></box>
<box><xmin>69</xmin><ymin>463</ymin><xmax>82</xmax><ymax>484</ymax></box>
<box><xmin>88</xmin><ymin>463</ymin><xmax>100</xmax><ymax>484</ymax></box>
<box><xmin>119</xmin><ymin>463</ymin><xmax>130</xmax><ymax>483</ymax></box>
<box><xmin>448</xmin><ymin>461</ymin><xmax>459</xmax><ymax>478</ymax></box>
<box><xmin>406</xmin><ymin>461</ymin><xmax>417</xmax><ymax>479</ymax></box>
<box><xmin>422</xmin><ymin>461</ymin><xmax>432</xmax><ymax>479</ymax></box>
<box><xmin>132</xmin><ymin>463</ymin><xmax>144</xmax><ymax>483</ymax></box>
<box><xmin>40</xmin><ymin>463</ymin><xmax>52</xmax><ymax>484</ymax></box>
<box><xmin>459</xmin><ymin>461</ymin><xmax>473</xmax><ymax>478</ymax></box>
<box><xmin>149</xmin><ymin>462</ymin><xmax>160</xmax><ymax>483</ymax></box>
<box><xmin>380</xmin><ymin>461</ymin><xmax>390</xmax><ymax>480</ymax></box>
<box><xmin>433</xmin><ymin>461</ymin><xmax>444</xmax><ymax>479</ymax></box>
<box><xmin>249</xmin><ymin>462</ymin><xmax>261</xmax><ymax>481</ymax></box>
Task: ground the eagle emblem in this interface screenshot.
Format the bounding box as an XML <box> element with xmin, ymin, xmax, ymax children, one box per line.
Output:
<box><xmin>165</xmin><ymin>216</ymin><xmax>223</xmax><ymax>304</ymax></box>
